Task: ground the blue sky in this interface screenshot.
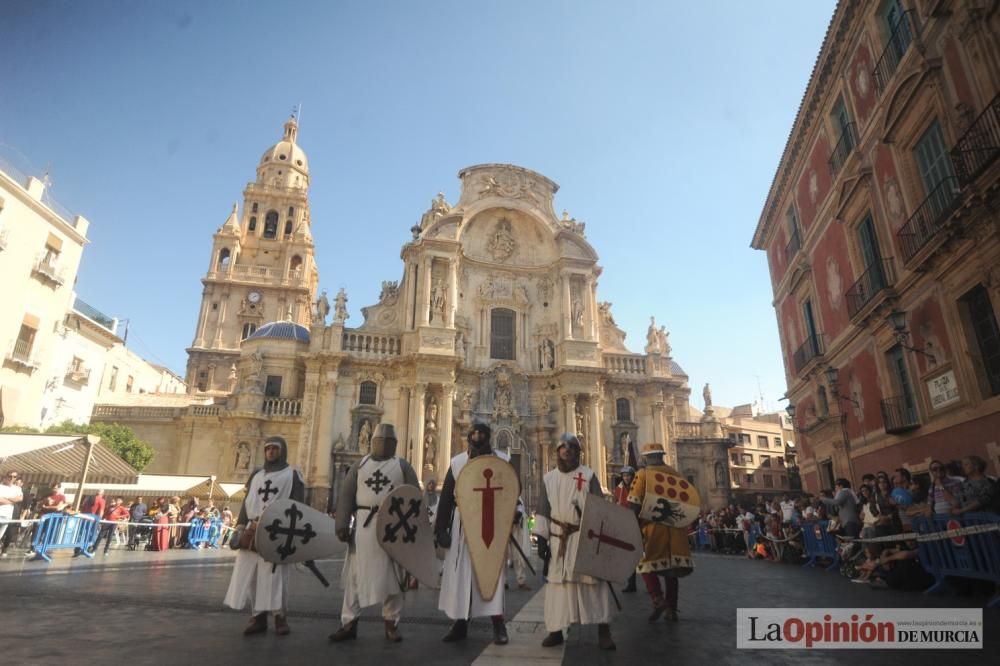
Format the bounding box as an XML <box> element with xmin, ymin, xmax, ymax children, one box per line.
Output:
<box><xmin>0</xmin><ymin>0</ymin><xmax>836</xmax><ymax>411</ymax></box>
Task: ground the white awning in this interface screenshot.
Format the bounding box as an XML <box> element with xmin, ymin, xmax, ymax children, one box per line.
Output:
<box><xmin>0</xmin><ymin>433</ymin><xmax>138</xmax><ymax>486</ymax></box>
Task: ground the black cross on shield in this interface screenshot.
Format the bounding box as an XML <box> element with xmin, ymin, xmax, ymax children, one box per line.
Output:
<box><xmin>258</xmin><ymin>479</ymin><xmax>279</xmax><ymax>502</ymax></box>
<box><xmin>364</xmin><ymin>469</ymin><xmax>393</xmax><ymax>494</ymax></box>
<box><xmin>264</xmin><ymin>503</ymin><xmax>317</xmax><ymax>561</ymax></box>
<box><xmin>382</xmin><ymin>497</ymin><xmax>421</xmax><ymax>544</ymax></box>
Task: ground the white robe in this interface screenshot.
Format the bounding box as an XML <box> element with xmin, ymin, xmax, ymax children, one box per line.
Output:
<box><xmin>223</xmin><ymin>465</ymin><xmax>301</xmax><ymax>613</ymax></box>
<box><xmin>438</xmin><ymin>451</ymin><xmax>509</xmax><ymax>620</ymax></box>
<box><xmin>341</xmin><ymin>456</ymin><xmax>407</xmax><ymax>609</ymax></box>
<box><xmin>533</xmin><ymin>465</ymin><xmax>613</xmax><ymax>632</ymax></box>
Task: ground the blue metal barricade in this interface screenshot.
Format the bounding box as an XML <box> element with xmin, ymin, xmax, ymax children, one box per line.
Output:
<box><xmin>187</xmin><ymin>518</ymin><xmax>222</xmax><ymax>549</ymax></box>
<box><xmin>31</xmin><ymin>512</ymin><xmax>100</xmax><ymax>562</ymax></box>
<box><xmin>912</xmin><ymin>512</ymin><xmax>1000</xmax><ymax>608</ymax></box>
<box><xmin>697</xmin><ymin>524</ymin><xmax>711</xmax><ymax>550</ymax></box>
<box><xmin>745</xmin><ymin>522</ymin><xmax>762</xmax><ymax>557</ymax></box>
<box><xmin>800</xmin><ymin>520</ymin><xmax>840</xmax><ymax>571</ymax></box>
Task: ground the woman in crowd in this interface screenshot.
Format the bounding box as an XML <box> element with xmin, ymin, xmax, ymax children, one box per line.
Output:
<box><xmin>952</xmin><ymin>455</ymin><xmax>998</xmax><ymax>515</ymax></box>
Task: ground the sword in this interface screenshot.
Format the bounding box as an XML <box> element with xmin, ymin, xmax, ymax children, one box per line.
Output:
<box><xmin>587</xmin><ymin>522</ymin><xmax>636</xmax><ymax>553</ymax></box>
<box><xmin>508</xmin><ymin>534</ymin><xmax>537</xmax><ymax>576</ymax></box>
<box><xmin>473</xmin><ymin>468</ymin><xmax>503</xmax><ymax>548</ymax></box>
<box><xmin>572</xmin><ymin>499</ymin><xmax>622</xmax><ymax>612</ymax></box>
<box><xmin>304</xmin><ymin>559</ymin><xmax>330</xmax><ymax>587</ymax></box>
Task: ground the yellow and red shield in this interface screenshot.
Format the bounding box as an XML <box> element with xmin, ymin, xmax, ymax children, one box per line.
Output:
<box><xmin>637</xmin><ymin>469</ymin><xmax>700</xmax><ymax>528</ymax></box>
<box><xmin>455</xmin><ymin>455</ymin><xmax>519</xmax><ymax>600</ymax></box>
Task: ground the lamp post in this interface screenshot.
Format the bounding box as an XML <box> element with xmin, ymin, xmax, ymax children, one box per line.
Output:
<box><xmin>824</xmin><ymin>367</ymin><xmax>858</xmax><ymax>483</ymax></box>
<box><xmin>888</xmin><ymin>310</ymin><xmax>936</xmax><ymax>361</ymax></box>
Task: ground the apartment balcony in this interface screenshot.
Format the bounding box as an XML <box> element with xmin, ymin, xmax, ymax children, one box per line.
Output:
<box><xmin>342</xmin><ymin>331</ymin><xmax>402</xmax><ymax>357</ymax></box>
<box><xmin>951</xmin><ymin>93</ymin><xmax>1000</xmax><ymax>187</ymax></box>
<box><xmin>828</xmin><ymin>122</ymin><xmax>857</xmax><ymax>178</ymax></box>
<box><xmin>784</xmin><ymin>227</ymin><xmax>802</xmax><ymax>265</ymax></box>
<box><xmin>793</xmin><ymin>334</ymin><xmax>825</xmax><ymax>375</ymax></box>
<box><xmin>64</xmin><ymin>366</ymin><xmax>91</xmax><ymax>385</ymax></box>
<box><xmin>873</xmin><ymin>10</ymin><xmax>917</xmax><ymax>95</ymax></box>
<box><xmin>880</xmin><ymin>395</ymin><xmax>920</xmax><ymax>434</ymax></box>
<box><xmin>846</xmin><ymin>258</ymin><xmax>896</xmax><ymax>320</ymax></box>
<box><xmin>32</xmin><ymin>255</ymin><xmax>66</xmax><ymax>286</ymax></box>
<box><xmin>897</xmin><ymin>176</ymin><xmax>961</xmax><ymax>263</ymax></box>
<box><xmin>604</xmin><ymin>353</ymin><xmax>647</xmax><ymax>375</ymax></box>
<box><xmin>262</xmin><ymin>398</ymin><xmax>302</xmax><ymax>417</ymax></box>
<box><xmin>5</xmin><ymin>339</ymin><xmax>40</xmax><ymax>372</ymax></box>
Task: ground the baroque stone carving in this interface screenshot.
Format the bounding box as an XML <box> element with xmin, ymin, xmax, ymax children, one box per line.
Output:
<box><xmin>486</xmin><ymin>219</ymin><xmax>517</xmax><ymax>262</ymax></box>
<box><xmin>536</xmin><ymin>276</ymin><xmax>554</xmax><ymax>303</ymax></box>
<box><xmin>333</xmin><ymin>288</ymin><xmax>349</xmax><ymax>323</ymax></box>
<box><xmin>379</xmin><ymin>281</ymin><xmax>399</xmax><ymax>306</ymax></box>
<box><xmin>560</xmin><ymin>210</ymin><xmax>586</xmax><ymax>236</ymax></box>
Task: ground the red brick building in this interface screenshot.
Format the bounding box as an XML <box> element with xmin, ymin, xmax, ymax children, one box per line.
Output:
<box><xmin>751</xmin><ymin>0</ymin><xmax>999</xmax><ymax>492</ymax></box>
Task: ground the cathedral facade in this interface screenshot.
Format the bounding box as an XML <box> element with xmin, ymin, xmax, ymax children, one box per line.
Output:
<box><xmin>95</xmin><ymin>120</ymin><xmax>714</xmax><ymax>512</ymax></box>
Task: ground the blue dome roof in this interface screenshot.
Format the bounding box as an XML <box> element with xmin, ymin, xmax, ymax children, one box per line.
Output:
<box><xmin>247</xmin><ymin>321</ymin><xmax>310</xmax><ymax>343</ymax></box>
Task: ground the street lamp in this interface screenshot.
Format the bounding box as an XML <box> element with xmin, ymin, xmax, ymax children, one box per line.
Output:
<box><xmin>824</xmin><ymin>366</ymin><xmax>858</xmax><ymax>482</ymax></box>
<box><xmin>887</xmin><ymin>310</ymin><xmax>936</xmax><ymax>362</ymax></box>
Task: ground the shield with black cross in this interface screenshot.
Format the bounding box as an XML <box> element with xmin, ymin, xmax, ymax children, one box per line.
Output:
<box><xmin>376</xmin><ymin>484</ymin><xmax>441</xmax><ymax>589</ymax></box>
<box><xmin>256</xmin><ymin>499</ymin><xmax>338</xmax><ymax>564</ymax></box>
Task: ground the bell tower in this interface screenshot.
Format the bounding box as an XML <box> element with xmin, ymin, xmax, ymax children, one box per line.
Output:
<box><xmin>185</xmin><ymin>116</ymin><xmax>319</xmax><ymax>394</ymax></box>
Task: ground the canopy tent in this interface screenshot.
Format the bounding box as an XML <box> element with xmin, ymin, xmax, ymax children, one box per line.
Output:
<box><xmin>64</xmin><ymin>474</ymin><xmax>246</xmax><ymax>507</ymax></box>
<box><xmin>0</xmin><ymin>433</ymin><xmax>139</xmax><ymax>497</ymax></box>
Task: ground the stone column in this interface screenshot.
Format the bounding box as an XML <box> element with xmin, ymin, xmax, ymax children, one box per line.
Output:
<box><xmin>438</xmin><ymin>384</ymin><xmax>455</xmax><ymax>481</ymax></box>
<box><xmin>194</xmin><ymin>293</ymin><xmax>211</xmax><ymax>346</ymax></box>
<box><xmin>588</xmin><ymin>277</ymin><xmax>599</xmax><ymax>340</ymax></box>
<box><xmin>589</xmin><ymin>395</ymin><xmax>605</xmax><ymax>487</ymax></box>
<box><xmin>420</xmin><ymin>257</ymin><xmax>433</xmax><ymax>326</ymax></box>
<box><xmin>447</xmin><ymin>260</ymin><xmax>458</xmax><ymax>328</ymax></box>
<box><xmin>562</xmin><ymin>272</ymin><xmax>573</xmax><ymax>340</ymax></box>
<box><xmin>560</xmin><ymin>394</ymin><xmax>571</xmax><ymax>433</ymax></box>
<box><xmin>399</xmin><ymin>385</ymin><xmax>412</xmax><ymax>460</ymax></box>
<box><xmin>412</xmin><ymin>383</ymin><xmax>427</xmax><ymax>477</ymax></box>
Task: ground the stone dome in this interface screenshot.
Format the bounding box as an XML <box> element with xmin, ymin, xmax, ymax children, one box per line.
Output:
<box><xmin>247</xmin><ymin>320</ymin><xmax>310</xmax><ymax>343</ymax></box>
<box><xmin>258</xmin><ymin>118</ymin><xmax>309</xmax><ymax>174</ymax></box>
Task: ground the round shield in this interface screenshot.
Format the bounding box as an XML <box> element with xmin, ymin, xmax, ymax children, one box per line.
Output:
<box><xmin>637</xmin><ymin>469</ymin><xmax>701</xmax><ymax>528</ymax></box>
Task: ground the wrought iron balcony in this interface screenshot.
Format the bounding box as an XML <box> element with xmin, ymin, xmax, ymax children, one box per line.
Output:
<box><xmin>828</xmin><ymin>122</ymin><xmax>857</xmax><ymax>177</ymax></box>
<box><xmin>873</xmin><ymin>10</ymin><xmax>917</xmax><ymax>95</ymax></box>
<box><xmin>32</xmin><ymin>254</ymin><xmax>66</xmax><ymax>286</ymax></box>
<box><xmin>64</xmin><ymin>366</ymin><xmax>91</xmax><ymax>384</ymax></box>
<box><xmin>880</xmin><ymin>394</ymin><xmax>920</xmax><ymax>434</ymax></box>
<box><xmin>897</xmin><ymin>176</ymin><xmax>960</xmax><ymax>263</ymax></box>
<box><xmin>846</xmin><ymin>258</ymin><xmax>897</xmax><ymax>319</ymax></box>
<box><xmin>784</xmin><ymin>227</ymin><xmax>802</xmax><ymax>265</ymax></box>
<box><xmin>951</xmin><ymin>93</ymin><xmax>1000</xmax><ymax>187</ymax></box>
<box><xmin>5</xmin><ymin>339</ymin><xmax>39</xmax><ymax>372</ymax></box>
<box><xmin>793</xmin><ymin>334</ymin><xmax>826</xmax><ymax>374</ymax></box>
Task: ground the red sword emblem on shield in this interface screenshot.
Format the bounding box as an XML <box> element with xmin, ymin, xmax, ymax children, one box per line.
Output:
<box><xmin>474</xmin><ymin>468</ymin><xmax>503</xmax><ymax>548</ymax></box>
<box><xmin>587</xmin><ymin>520</ymin><xmax>635</xmax><ymax>553</ymax></box>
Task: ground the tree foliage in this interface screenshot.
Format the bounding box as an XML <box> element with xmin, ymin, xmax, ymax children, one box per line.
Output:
<box><xmin>43</xmin><ymin>420</ymin><xmax>156</xmax><ymax>472</ymax></box>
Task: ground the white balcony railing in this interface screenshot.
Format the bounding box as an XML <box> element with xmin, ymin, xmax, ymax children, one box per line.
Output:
<box><xmin>6</xmin><ymin>339</ymin><xmax>40</xmax><ymax>371</ymax></box>
<box><xmin>64</xmin><ymin>365</ymin><xmax>91</xmax><ymax>384</ymax></box>
<box><xmin>32</xmin><ymin>253</ymin><xmax>66</xmax><ymax>286</ymax></box>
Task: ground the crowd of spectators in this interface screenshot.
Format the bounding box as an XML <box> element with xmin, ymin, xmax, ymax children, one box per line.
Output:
<box><xmin>690</xmin><ymin>455</ymin><xmax>999</xmax><ymax>594</ymax></box>
<box><xmin>0</xmin><ymin>473</ymin><xmax>236</xmax><ymax>557</ymax></box>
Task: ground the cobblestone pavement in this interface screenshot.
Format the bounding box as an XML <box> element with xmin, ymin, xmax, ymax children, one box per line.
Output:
<box><xmin>0</xmin><ymin>545</ymin><xmax>995</xmax><ymax>664</ymax></box>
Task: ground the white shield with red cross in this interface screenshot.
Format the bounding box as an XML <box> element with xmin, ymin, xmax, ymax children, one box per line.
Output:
<box><xmin>376</xmin><ymin>484</ymin><xmax>441</xmax><ymax>588</ymax></box>
<box><xmin>455</xmin><ymin>455</ymin><xmax>519</xmax><ymax>601</ymax></box>
<box><xmin>256</xmin><ymin>499</ymin><xmax>338</xmax><ymax>564</ymax></box>
<box><xmin>572</xmin><ymin>493</ymin><xmax>643</xmax><ymax>583</ymax></box>
<box><xmin>637</xmin><ymin>469</ymin><xmax>700</xmax><ymax>528</ymax></box>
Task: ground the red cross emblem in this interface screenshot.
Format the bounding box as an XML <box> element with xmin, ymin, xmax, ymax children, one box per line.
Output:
<box><xmin>574</xmin><ymin>472</ymin><xmax>586</xmax><ymax>491</ymax></box>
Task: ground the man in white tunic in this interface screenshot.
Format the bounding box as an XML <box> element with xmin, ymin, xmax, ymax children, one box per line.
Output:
<box><xmin>533</xmin><ymin>433</ymin><xmax>616</xmax><ymax>650</ymax></box>
<box><xmin>329</xmin><ymin>423</ymin><xmax>419</xmax><ymax>643</ymax></box>
<box><xmin>434</xmin><ymin>421</ymin><xmax>511</xmax><ymax>645</ymax></box>
<box><xmin>224</xmin><ymin>436</ymin><xmax>304</xmax><ymax>636</ymax></box>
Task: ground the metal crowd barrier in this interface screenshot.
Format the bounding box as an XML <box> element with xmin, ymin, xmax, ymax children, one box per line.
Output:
<box><xmin>31</xmin><ymin>512</ymin><xmax>100</xmax><ymax>562</ymax></box>
<box><xmin>800</xmin><ymin>520</ymin><xmax>840</xmax><ymax>571</ymax></box>
<box><xmin>186</xmin><ymin>518</ymin><xmax>222</xmax><ymax>549</ymax></box>
<box><xmin>912</xmin><ymin>512</ymin><xmax>1000</xmax><ymax>608</ymax></box>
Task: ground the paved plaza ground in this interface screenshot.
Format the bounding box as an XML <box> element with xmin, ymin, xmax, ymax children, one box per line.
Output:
<box><xmin>0</xmin><ymin>543</ymin><xmax>996</xmax><ymax>665</ymax></box>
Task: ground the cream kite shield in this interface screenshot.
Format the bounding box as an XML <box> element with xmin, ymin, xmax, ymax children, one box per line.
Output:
<box><xmin>376</xmin><ymin>484</ymin><xmax>441</xmax><ymax>589</ymax></box>
<box><xmin>256</xmin><ymin>499</ymin><xmax>338</xmax><ymax>564</ymax></box>
<box><xmin>572</xmin><ymin>493</ymin><xmax>643</xmax><ymax>584</ymax></box>
<box><xmin>454</xmin><ymin>455</ymin><xmax>519</xmax><ymax>601</ymax></box>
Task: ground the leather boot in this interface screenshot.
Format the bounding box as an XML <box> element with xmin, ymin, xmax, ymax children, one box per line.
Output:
<box><xmin>492</xmin><ymin>617</ymin><xmax>509</xmax><ymax>645</ymax></box>
<box><xmin>384</xmin><ymin>620</ymin><xmax>402</xmax><ymax>642</ymax></box>
<box><xmin>442</xmin><ymin>619</ymin><xmax>467</xmax><ymax>642</ymax></box>
<box><xmin>328</xmin><ymin>618</ymin><xmax>358</xmax><ymax>642</ymax></box>
<box><xmin>274</xmin><ymin>614</ymin><xmax>290</xmax><ymax>636</ymax></box>
<box><xmin>541</xmin><ymin>630</ymin><xmax>564</xmax><ymax>647</ymax></box>
<box><xmin>243</xmin><ymin>613</ymin><xmax>267</xmax><ymax>636</ymax></box>
<box><xmin>598</xmin><ymin>623</ymin><xmax>616</xmax><ymax>650</ymax></box>
<box><xmin>648</xmin><ymin>593</ymin><xmax>666</xmax><ymax>623</ymax></box>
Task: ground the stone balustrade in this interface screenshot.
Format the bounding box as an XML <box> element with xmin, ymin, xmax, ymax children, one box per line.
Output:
<box><xmin>603</xmin><ymin>353</ymin><xmax>647</xmax><ymax>375</ymax></box>
<box><xmin>673</xmin><ymin>421</ymin><xmax>702</xmax><ymax>439</ymax></box>
<box><xmin>191</xmin><ymin>405</ymin><xmax>222</xmax><ymax>416</ymax></box>
<box><xmin>341</xmin><ymin>331</ymin><xmax>402</xmax><ymax>357</ymax></box>
<box><xmin>262</xmin><ymin>398</ymin><xmax>302</xmax><ymax>417</ymax></box>
<box><xmin>93</xmin><ymin>405</ymin><xmax>178</xmax><ymax>419</ymax></box>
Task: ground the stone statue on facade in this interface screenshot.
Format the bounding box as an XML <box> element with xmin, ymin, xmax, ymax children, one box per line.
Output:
<box><xmin>598</xmin><ymin>301</ymin><xmax>616</xmax><ymax>326</ymax></box>
<box><xmin>379</xmin><ymin>280</ymin><xmax>399</xmax><ymax>305</ymax></box>
<box><xmin>248</xmin><ymin>350</ymin><xmax>265</xmax><ymax>390</ymax></box>
<box><xmin>423</xmin><ymin>433</ymin><xmax>436</xmax><ymax>467</ymax></box>
<box><xmin>658</xmin><ymin>325</ymin><xmax>670</xmax><ymax>356</ymax></box>
<box><xmin>426</xmin><ymin>396</ymin><xmax>438</xmax><ymax>429</ymax></box>
<box><xmin>703</xmin><ymin>383</ymin><xmax>713</xmax><ymax>410</ymax></box>
<box><xmin>461</xmin><ymin>391</ymin><xmax>473</xmax><ymax>411</ymax></box>
<box><xmin>645</xmin><ymin>316</ymin><xmax>661</xmax><ymax>354</ymax></box>
<box><xmin>358</xmin><ymin>419</ymin><xmax>372</xmax><ymax>451</ymax></box>
<box><xmin>494</xmin><ymin>367</ymin><xmax>513</xmax><ymax>417</ymax></box>
<box><xmin>541</xmin><ymin>339</ymin><xmax>554</xmax><ymax>370</ymax></box>
<box><xmin>333</xmin><ymin>288</ymin><xmax>349</xmax><ymax>323</ymax></box>
<box><xmin>314</xmin><ymin>290</ymin><xmax>330</xmax><ymax>325</ymax></box>
<box><xmin>571</xmin><ymin>298</ymin><xmax>584</xmax><ymax>334</ymax></box>
<box><xmin>487</xmin><ymin>219</ymin><xmax>516</xmax><ymax>262</ymax></box>
<box><xmin>431</xmin><ymin>192</ymin><xmax>451</xmax><ymax>216</ymax></box>
<box><xmin>235</xmin><ymin>442</ymin><xmax>251</xmax><ymax>472</ymax></box>
<box><xmin>431</xmin><ymin>278</ymin><xmax>447</xmax><ymax>322</ymax></box>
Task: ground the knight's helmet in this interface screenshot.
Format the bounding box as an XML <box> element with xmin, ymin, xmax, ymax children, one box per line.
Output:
<box><xmin>370</xmin><ymin>423</ymin><xmax>398</xmax><ymax>459</ymax></box>
<box><xmin>467</xmin><ymin>419</ymin><xmax>492</xmax><ymax>447</ymax></box>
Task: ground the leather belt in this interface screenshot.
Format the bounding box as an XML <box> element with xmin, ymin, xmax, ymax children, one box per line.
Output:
<box><xmin>550</xmin><ymin>517</ymin><xmax>580</xmax><ymax>559</ymax></box>
<box><xmin>358</xmin><ymin>505</ymin><xmax>379</xmax><ymax>528</ymax></box>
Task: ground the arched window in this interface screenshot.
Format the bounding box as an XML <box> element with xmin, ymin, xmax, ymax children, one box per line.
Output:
<box><xmin>248</xmin><ymin>216</ymin><xmax>257</xmax><ymax>232</ymax></box>
<box><xmin>217</xmin><ymin>248</ymin><xmax>231</xmax><ymax>270</ymax></box>
<box><xmin>241</xmin><ymin>323</ymin><xmax>257</xmax><ymax>340</ymax></box>
<box><xmin>251</xmin><ymin>203</ymin><xmax>259</xmax><ymax>213</ymax></box>
<box><xmin>359</xmin><ymin>381</ymin><xmax>377</xmax><ymax>405</ymax></box>
<box><xmin>284</xmin><ymin>220</ymin><xmax>293</xmax><ymax>237</ymax></box>
<box><xmin>495</xmin><ymin>430</ymin><xmax>512</xmax><ymax>451</ymax></box>
<box><xmin>290</xmin><ymin>255</ymin><xmax>303</xmax><ymax>273</ymax></box>
<box><xmin>288</xmin><ymin>206</ymin><xmax>295</xmax><ymax>217</ymax></box>
<box><xmin>263</xmin><ymin>210</ymin><xmax>279</xmax><ymax>239</ymax></box>
<box><xmin>616</xmin><ymin>398</ymin><xmax>631</xmax><ymax>422</ymax></box>
<box><xmin>490</xmin><ymin>308</ymin><xmax>515</xmax><ymax>360</ymax></box>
